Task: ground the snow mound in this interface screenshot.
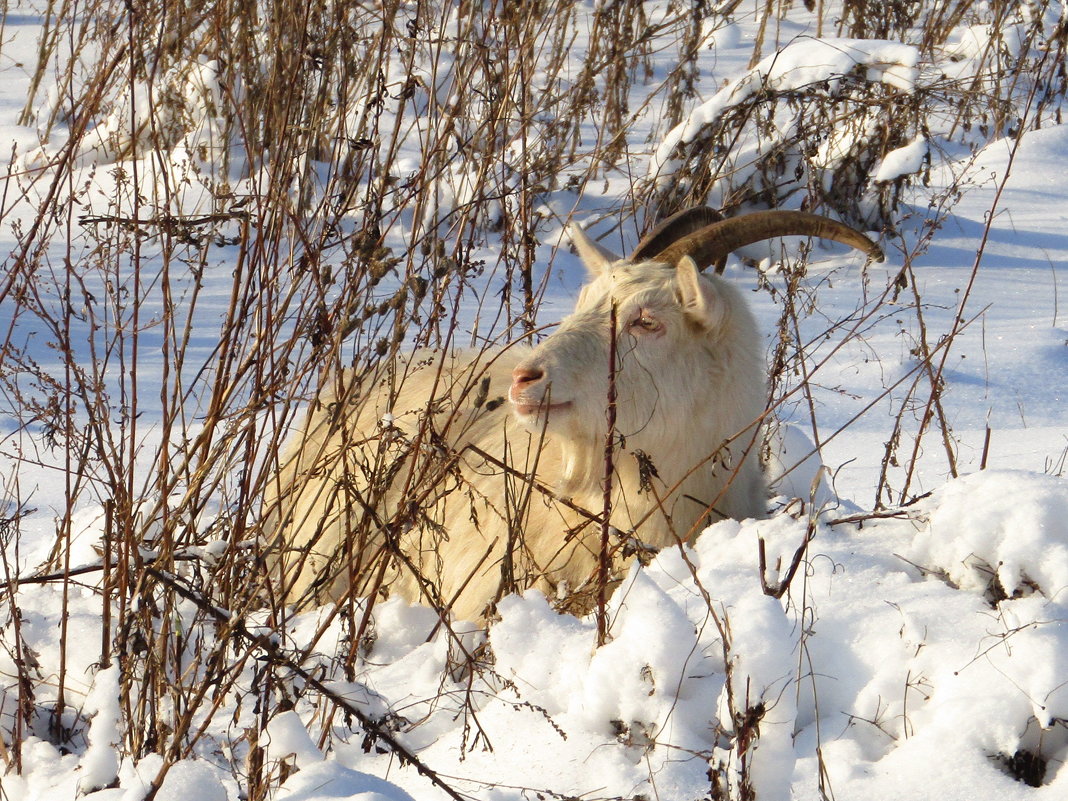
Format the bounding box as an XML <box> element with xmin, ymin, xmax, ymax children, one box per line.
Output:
<box><xmin>764</xmin><ymin>421</ymin><xmax>836</xmax><ymax>510</ymax></box>
<box><xmin>276</xmin><ymin>762</ymin><xmax>416</xmax><ymax>801</ymax></box>
<box><xmin>873</xmin><ymin>135</ymin><xmax>929</xmax><ymax>183</ymax></box>
<box><xmin>911</xmin><ymin>469</ymin><xmax>1068</xmax><ymax>600</ymax></box>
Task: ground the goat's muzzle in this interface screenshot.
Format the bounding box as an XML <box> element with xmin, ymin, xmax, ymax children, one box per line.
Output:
<box><xmin>509</xmin><ymin>364</ymin><xmax>571</xmax><ymax>418</ymax></box>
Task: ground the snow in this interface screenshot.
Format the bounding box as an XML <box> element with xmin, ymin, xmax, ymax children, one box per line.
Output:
<box><xmin>765</xmin><ymin>422</ymin><xmax>835</xmax><ymax>509</ymax></box>
<box><xmin>3</xmin><ymin>3</ymin><xmax>1068</xmax><ymax>801</ymax></box>
<box><xmin>153</xmin><ymin>761</ymin><xmax>230</xmax><ymax>801</ymax></box>
<box><xmin>873</xmin><ymin>135</ymin><xmax>929</xmax><ymax>183</ymax></box>
<box><xmin>78</xmin><ymin>664</ymin><xmax>121</xmax><ymax>795</ymax></box>
<box><xmin>266</xmin><ymin>711</ymin><xmax>325</xmax><ymax>771</ymax></box>
<box><xmin>275</xmin><ymin>762</ymin><xmax>415</xmax><ymax>801</ymax></box>
<box><xmin>912</xmin><ymin>469</ymin><xmax>1068</xmax><ymax>599</ymax></box>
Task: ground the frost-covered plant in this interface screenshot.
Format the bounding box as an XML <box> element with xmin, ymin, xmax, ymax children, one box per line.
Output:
<box><xmin>644</xmin><ymin>2</ymin><xmax>1068</xmax><ymax>231</ymax></box>
<box><xmin>646</xmin><ymin>38</ymin><xmax>926</xmax><ymax>229</ymax></box>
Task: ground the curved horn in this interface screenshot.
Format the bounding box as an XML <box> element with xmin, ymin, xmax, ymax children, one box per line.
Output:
<box><xmin>630</xmin><ymin>206</ymin><xmax>724</xmax><ymax>262</ymax></box>
<box><xmin>653</xmin><ymin>210</ymin><xmax>884</xmax><ymax>272</ymax></box>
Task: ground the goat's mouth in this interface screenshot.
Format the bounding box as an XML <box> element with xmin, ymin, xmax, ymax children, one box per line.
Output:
<box><xmin>509</xmin><ymin>398</ymin><xmax>572</xmax><ymax>418</ymax></box>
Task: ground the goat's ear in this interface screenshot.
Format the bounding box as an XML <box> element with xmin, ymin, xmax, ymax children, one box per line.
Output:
<box><xmin>676</xmin><ymin>256</ymin><xmax>725</xmax><ymax>330</ymax></box>
<box><xmin>570</xmin><ymin>222</ymin><xmax>619</xmax><ymax>277</ymax></box>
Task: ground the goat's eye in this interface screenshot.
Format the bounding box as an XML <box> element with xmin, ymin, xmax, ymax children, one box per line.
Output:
<box><xmin>629</xmin><ymin>312</ymin><xmax>662</xmax><ymax>333</ymax></box>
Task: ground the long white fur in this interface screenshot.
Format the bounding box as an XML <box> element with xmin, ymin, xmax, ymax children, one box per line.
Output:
<box><xmin>265</xmin><ymin>227</ymin><xmax>768</xmax><ymax>621</ymax></box>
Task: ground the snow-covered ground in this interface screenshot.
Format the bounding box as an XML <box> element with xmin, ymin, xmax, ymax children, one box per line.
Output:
<box><xmin>2</xmin><ymin>3</ymin><xmax>1068</xmax><ymax>800</ymax></box>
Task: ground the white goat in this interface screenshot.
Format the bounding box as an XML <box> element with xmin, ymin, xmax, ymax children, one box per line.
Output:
<box><xmin>265</xmin><ymin>209</ymin><xmax>882</xmax><ymax>621</ymax></box>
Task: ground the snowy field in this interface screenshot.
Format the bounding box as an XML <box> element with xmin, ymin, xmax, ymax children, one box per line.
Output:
<box><xmin>2</xmin><ymin>2</ymin><xmax>1068</xmax><ymax>800</ymax></box>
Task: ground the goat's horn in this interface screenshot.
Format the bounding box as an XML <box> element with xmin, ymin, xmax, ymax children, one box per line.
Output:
<box><xmin>630</xmin><ymin>206</ymin><xmax>724</xmax><ymax>262</ymax></box>
<box><xmin>654</xmin><ymin>210</ymin><xmax>884</xmax><ymax>272</ymax></box>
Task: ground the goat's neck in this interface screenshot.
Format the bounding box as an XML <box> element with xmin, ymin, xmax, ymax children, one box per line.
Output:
<box><xmin>555</xmin><ymin>433</ymin><xmax>748</xmax><ymax>542</ymax></box>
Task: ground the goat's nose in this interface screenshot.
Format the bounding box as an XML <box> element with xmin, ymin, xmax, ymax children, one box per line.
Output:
<box><xmin>511</xmin><ymin>364</ymin><xmax>544</xmax><ymax>390</ymax></box>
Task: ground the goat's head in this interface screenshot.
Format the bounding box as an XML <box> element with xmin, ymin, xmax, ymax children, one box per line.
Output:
<box><xmin>508</xmin><ymin>209</ymin><xmax>883</xmax><ymax>483</ymax></box>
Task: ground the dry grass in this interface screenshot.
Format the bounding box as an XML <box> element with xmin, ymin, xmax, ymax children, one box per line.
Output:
<box><xmin>0</xmin><ymin>0</ymin><xmax>1065</xmax><ymax>798</ymax></box>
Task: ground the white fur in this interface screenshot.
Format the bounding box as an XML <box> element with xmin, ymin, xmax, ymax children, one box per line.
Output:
<box><xmin>265</xmin><ymin>234</ymin><xmax>768</xmax><ymax>622</ymax></box>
